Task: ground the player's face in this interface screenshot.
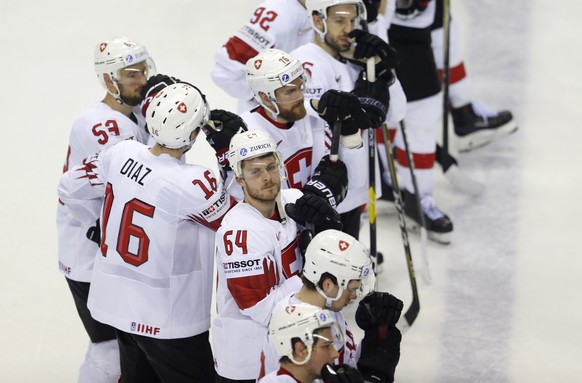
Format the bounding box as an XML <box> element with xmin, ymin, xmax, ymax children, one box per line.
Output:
<box><xmin>117</xmin><ymin>61</ymin><xmax>150</xmax><ymax>106</ymax></box>
<box><xmin>305</xmin><ymin>328</ymin><xmax>339</xmax><ymax>379</ymax></box>
<box><xmin>329</xmin><ymin>279</ymin><xmax>361</xmax><ymax>311</ymax></box>
<box><xmin>239</xmin><ymin>155</ymin><xmax>282</xmax><ymax>202</ymax></box>
<box><xmin>324</xmin><ymin>5</ymin><xmax>359</xmax><ymax>53</ymax></box>
<box><xmin>274</xmin><ymin>77</ymin><xmax>307</xmax><ymax>122</ymax></box>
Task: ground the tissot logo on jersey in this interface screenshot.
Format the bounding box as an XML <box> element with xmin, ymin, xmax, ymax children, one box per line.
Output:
<box><xmin>239</xmin><ymin>25</ymin><xmax>273</xmax><ymax>51</ymax></box>
<box><xmin>223</xmin><ymin>255</ymin><xmax>264</xmax><ymax>278</ymax></box>
<box><xmin>130</xmin><ymin>321</ymin><xmax>160</xmax><ymax>336</ymax></box>
<box><xmin>201</xmin><ymin>192</ymin><xmax>228</xmax><ymax>219</ymax></box>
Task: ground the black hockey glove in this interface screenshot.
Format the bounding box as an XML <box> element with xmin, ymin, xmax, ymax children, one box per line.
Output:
<box><xmin>362</xmin><ymin>0</ymin><xmax>381</xmax><ymax>23</ymax></box>
<box><xmin>355</xmin><ymin>292</ymin><xmax>404</xmax><ymax>383</ymax></box>
<box><xmin>318</xmin><ymin>90</ymin><xmax>371</xmax><ymax>134</ymax></box>
<box><xmin>203</xmin><ymin>109</ymin><xmax>248</xmax><ymax>170</ymax></box>
<box><xmin>347</xmin><ymin>30</ymin><xmax>398</xmax><ymax>83</ymax></box>
<box><xmin>353</xmin><ymin>71</ymin><xmax>390</xmax><ymax>128</ymax></box>
<box><xmin>285</xmin><ymin>193</ymin><xmax>342</xmax><ymax>234</ymax></box>
<box><xmin>357</xmin><ymin>326</ymin><xmax>402</xmax><ymax>383</ymax></box>
<box><xmin>321</xmin><ymin>364</ymin><xmax>364</xmax><ymax>383</ymax></box>
<box><xmin>355</xmin><ymin>292</ymin><xmax>404</xmax><ymax>330</ymax></box>
<box><xmin>139</xmin><ymin>74</ymin><xmax>181</xmax><ymax>116</ymax></box>
<box><xmin>86</xmin><ymin>219</ymin><xmax>101</xmax><ymax>246</ymax></box>
<box><xmin>303</xmin><ymin>155</ymin><xmax>348</xmax><ymax>209</ymax></box>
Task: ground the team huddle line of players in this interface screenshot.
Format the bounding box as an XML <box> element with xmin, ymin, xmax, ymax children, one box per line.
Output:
<box><xmin>57</xmin><ymin>1</ymin><xmax>516</xmax><ymax>382</ymax></box>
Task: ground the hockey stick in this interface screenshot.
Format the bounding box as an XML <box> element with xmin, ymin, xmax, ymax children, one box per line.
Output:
<box><xmin>439</xmin><ymin>0</ymin><xmax>484</xmax><ymax>196</ymax></box>
<box><xmin>381</xmin><ymin>124</ymin><xmax>420</xmax><ymax>329</ymax></box>
<box><xmin>399</xmin><ymin>120</ymin><xmax>431</xmax><ymax>284</ymax></box>
<box><xmin>366</xmin><ymin>58</ymin><xmax>378</xmax><ymax>271</ymax></box>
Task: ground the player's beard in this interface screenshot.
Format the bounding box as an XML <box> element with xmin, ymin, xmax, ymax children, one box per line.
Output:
<box><xmin>118</xmin><ymin>83</ymin><xmax>143</xmax><ymax>107</ymax></box>
<box><xmin>245</xmin><ymin>179</ymin><xmax>281</xmax><ymax>204</ymax></box>
<box><xmin>325</xmin><ymin>33</ymin><xmax>351</xmax><ymax>53</ymax></box>
<box><xmin>278</xmin><ymin>100</ymin><xmax>307</xmax><ymax>122</ymax></box>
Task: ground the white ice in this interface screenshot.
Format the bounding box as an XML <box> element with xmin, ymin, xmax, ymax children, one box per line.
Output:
<box><xmin>0</xmin><ymin>0</ymin><xmax>581</xmax><ymax>381</ymax></box>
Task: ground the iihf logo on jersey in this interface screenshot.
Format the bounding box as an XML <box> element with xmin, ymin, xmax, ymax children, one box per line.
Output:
<box><xmin>130</xmin><ymin>321</ymin><xmax>160</xmax><ymax>336</ymax></box>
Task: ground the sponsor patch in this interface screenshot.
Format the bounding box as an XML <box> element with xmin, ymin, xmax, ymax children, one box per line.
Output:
<box><xmin>223</xmin><ymin>255</ymin><xmax>264</xmax><ymax>278</ymax></box>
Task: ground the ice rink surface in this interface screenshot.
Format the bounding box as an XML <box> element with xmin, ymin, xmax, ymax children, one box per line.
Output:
<box><xmin>1</xmin><ymin>0</ymin><xmax>581</xmax><ymax>381</ymax></box>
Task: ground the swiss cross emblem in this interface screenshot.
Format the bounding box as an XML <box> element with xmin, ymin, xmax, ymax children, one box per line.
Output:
<box><xmin>254</xmin><ymin>59</ymin><xmax>263</xmax><ymax>70</ymax></box>
<box><xmin>339</xmin><ymin>240</ymin><xmax>349</xmax><ymax>251</ymax></box>
<box><xmin>99</xmin><ymin>43</ymin><xmax>107</xmax><ymax>52</ymax></box>
<box><xmin>285</xmin><ymin>305</ymin><xmax>296</xmax><ymax>314</ymax></box>
<box><xmin>177</xmin><ymin>102</ymin><xmax>187</xmax><ymax>113</ymax></box>
<box><xmin>207</xmin><ymin>206</ymin><xmax>215</xmax><ymax>213</ymax></box>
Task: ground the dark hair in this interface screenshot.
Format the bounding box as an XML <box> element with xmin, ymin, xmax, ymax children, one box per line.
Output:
<box><xmin>301</xmin><ymin>272</ymin><xmax>337</xmax><ymax>291</ymax></box>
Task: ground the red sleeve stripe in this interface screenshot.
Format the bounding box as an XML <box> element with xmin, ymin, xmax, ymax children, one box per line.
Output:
<box><xmin>225</xmin><ymin>36</ymin><xmax>259</xmax><ymax>65</ymax></box>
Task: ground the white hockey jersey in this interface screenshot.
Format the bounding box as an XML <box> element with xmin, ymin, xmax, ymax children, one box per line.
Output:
<box><xmin>259</xmin><ymin>367</ymin><xmax>301</xmax><ymax>383</ymax></box>
<box><xmin>57</xmin><ymin>102</ymin><xmax>149</xmax><ymax>282</ymax></box>
<box><xmin>291</xmin><ymin>43</ymin><xmax>386</xmax><ymax>211</ymax></box>
<box><xmin>212</xmin><ymin>188</ymin><xmax>304</xmax><ymax>380</ymax></box>
<box><xmin>259</xmin><ymin>294</ymin><xmax>358</xmax><ymax>380</ymax></box>
<box><xmin>211</xmin><ymin>0</ymin><xmax>313</xmax><ymax>112</ymax></box>
<box><xmin>58</xmin><ymin>139</ymin><xmax>232</xmax><ymax>339</ymax></box>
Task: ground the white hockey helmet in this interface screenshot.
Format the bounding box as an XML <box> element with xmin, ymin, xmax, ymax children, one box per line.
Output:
<box><xmin>145</xmin><ymin>83</ymin><xmax>210</xmax><ymax>150</ymax></box>
<box><xmin>94</xmin><ymin>36</ymin><xmax>156</xmax><ymax>96</ymax></box>
<box><xmin>268</xmin><ymin>303</ymin><xmax>342</xmax><ymax>365</ymax></box>
<box><xmin>303</xmin><ymin>229</ymin><xmax>374</xmax><ymax>306</ymax></box>
<box><xmin>246</xmin><ymin>49</ymin><xmax>305</xmax><ymax>117</ymax></box>
<box><xmin>228</xmin><ymin>130</ymin><xmax>283</xmax><ymax>177</ymax></box>
<box><xmin>305</xmin><ymin>0</ymin><xmax>367</xmax><ymax>37</ymax></box>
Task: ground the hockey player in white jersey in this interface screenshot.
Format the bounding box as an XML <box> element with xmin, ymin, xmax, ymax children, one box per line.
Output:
<box><xmin>262</xmin><ymin>302</ymin><xmax>364</xmax><ymax>382</ymax></box>
<box><xmin>59</xmin><ymin>83</ymin><xmax>234</xmax><ymax>382</ymax></box>
<box><xmin>259</xmin><ymin>229</ymin><xmax>403</xmax><ymax>382</ymax></box>
<box><xmin>231</xmin><ymin>48</ymin><xmax>386</xmax><ymax>216</ymax></box>
<box><xmin>212</xmin><ymin>129</ymin><xmax>348</xmax><ymax>382</ymax></box>
<box><xmin>259</xmin><ymin>229</ymin><xmax>373</xmax><ymax>376</ymax></box>
<box><xmin>291</xmin><ymin>0</ymin><xmax>406</xmax><ymax>239</ymax></box>
<box><xmin>211</xmin><ymin>0</ymin><xmax>313</xmax><ymax>113</ymax></box>
<box><xmin>56</xmin><ymin>36</ymin><xmax>156</xmax><ymax>383</ymax></box>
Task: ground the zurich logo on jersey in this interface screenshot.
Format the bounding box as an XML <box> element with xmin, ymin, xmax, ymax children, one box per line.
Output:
<box><xmin>319</xmin><ymin>312</ymin><xmax>327</xmax><ymax>322</ymax></box>
<box><xmin>363</xmin><ymin>267</ymin><xmax>370</xmax><ymax>277</ymax></box>
<box><xmin>281</xmin><ymin>73</ymin><xmax>290</xmax><ymax>83</ymax></box>
<box><xmin>240</xmin><ymin>148</ymin><xmax>248</xmax><ymax>157</ymax></box>
<box><xmin>125</xmin><ymin>54</ymin><xmax>134</xmax><ymax>64</ymax></box>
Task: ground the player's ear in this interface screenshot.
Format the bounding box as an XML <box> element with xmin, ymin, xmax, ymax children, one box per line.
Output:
<box><xmin>103</xmin><ymin>74</ymin><xmax>119</xmax><ymax>95</ymax></box>
<box><xmin>292</xmin><ymin>339</ymin><xmax>308</xmax><ymax>361</ymax></box>
<box><xmin>235</xmin><ymin>176</ymin><xmax>245</xmax><ymax>188</ymax></box>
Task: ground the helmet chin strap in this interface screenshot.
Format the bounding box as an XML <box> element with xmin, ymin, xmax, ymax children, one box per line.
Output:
<box><xmin>262</xmin><ymin>98</ymin><xmax>280</xmax><ymax>120</ymax></box>
<box><xmin>316</xmin><ymin>285</ymin><xmax>344</xmax><ymax>309</ymax></box>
